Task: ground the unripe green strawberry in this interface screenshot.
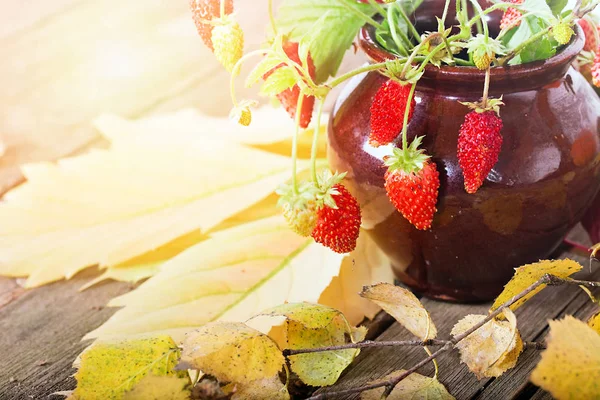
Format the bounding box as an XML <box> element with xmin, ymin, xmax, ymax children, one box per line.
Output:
<box><xmin>473</xmin><ymin>52</ymin><xmax>493</xmax><ymax>70</ymax></box>
<box><xmin>212</xmin><ymin>19</ymin><xmax>244</xmax><ymax>73</ymax></box>
<box><xmin>553</xmin><ymin>23</ymin><xmax>574</xmax><ymax>45</ymax></box>
<box><xmin>467</xmin><ymin>35</ymin><xmax>505</xmax><ymax>71</ymax></box>
<box><xmin>283</xmin><ymin>200</ymin><xmax>318</xmax><ymax>237</ymax></box>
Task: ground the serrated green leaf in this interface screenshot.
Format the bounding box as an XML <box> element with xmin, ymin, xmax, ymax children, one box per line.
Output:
<box><xmin>546</xmin><ymin>0</ymin><xmax>568</xmax><ymax>16</ymax></box>
<box><xmin>260</xmin><ymin>67</ymin><xmax>298</xmax><ymax>97</ymax></box>
<box><xmin>520</xmin><ymin>34</ymin><xmax>556</xmax><ymax>63</ymax></box>
<box><xmin>276</xmin><ymin>0</ymin><xmax>376</xmax><ymax>83</ymax></box>
<box><xmin>246</xmin><ymin>55</ymin><xmax>283</xmax><ymax>88</ymax></box>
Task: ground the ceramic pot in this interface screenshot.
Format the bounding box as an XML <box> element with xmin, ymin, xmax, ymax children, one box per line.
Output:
<box><xmin>328</xmin><ymin>6</ymin><xmax>600</xmax><ymax>301</ymax></box>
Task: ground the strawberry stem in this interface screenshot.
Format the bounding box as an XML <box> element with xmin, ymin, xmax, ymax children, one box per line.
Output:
<box><xmin>388</xmin><ymin>4</ymin><xmax>411</xmax><ymax>56</ymax></box>
<box><xmin>311</xmin><ymin>99</ymin><xmax>325</xmax><ymax>183</ymax></box>
<box><xmin>499</xmin><ymin>26</ymin><xmax>552</xmax><ymax>65</ymax></box>
<box><xmin>396</xmin><ymin>3</ymin><xmax>422</xmax><ymax>43</ymax></box>
<box><xmin>401</xmin><ymin>83</ymin><xmax>417</xmax><ymax>151</ymax></box>
<box><xmin>220</xmin><ymin>0</ymin><xmax>225</xmax><ymax>19</ymax></box>
<box><xmin>291</xmin><ymin>93</ymin><xmax>306</xmax><ymax>194</ymax></box>
<box><xmin>469</xmin><ymin>0</ymin><xmax>489</xmax><ymax>41</ymax></box>
<box><xmin>229</xmin><ymin>49</ymin><xmax>271</xmax><ymax>106</ymax></box>
<box><xmin>366</xmin><ymin>0</ymin><xmax>387</xmax><ymax>17</ymax></box>
<box><xmin>328</xmin><ymin>62</ymin><xmax>392</xmax><ymax>89</ymax></box>
<box><xmin>482</xmin><ymin>66</ymin><xmax>490</xmax><ymax>108</ymax></box>
<box><xmin>268</xmin><ymin>0</ymin><xmax>278</xmax><ymax>35</ymax></box>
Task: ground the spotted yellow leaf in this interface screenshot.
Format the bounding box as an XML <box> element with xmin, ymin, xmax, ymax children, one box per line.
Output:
<box><xmin>123</xmin><ymin>375</ymin><xmax>191</xmax><ymax>400</ymax></box>
<box><xmin>360</xmin><ymin>283</ymin><xmax>437</xmax><ymax>340</ymax></box>
<box><xmin>179</xmin><ymin>322</ymin><xmax>284</xmax><ymax>384</ymax></box>
<box><xmin>451</xmin><ymin>309</ymin><xmax>522</xmax><ymax>378</ymax></box>
<box><xmin>72</xmin><ymin>336</ymin><xmax>185</xmax><ymax>400</ymax></box>
<box><xmin>589</xmin><ymin>311</ymin><xmax>600</xmax><ymax>334</ymax></box>
<box><xmin>491</xmin><ymin>259</ymin><xmax>582</xmax><ymax>312</ymax></box>
<box><xmin>257</xmin><ymin>302</ymin><xmax>344</xmax><ymax>329</ymax></box>
<box><xmin>360</xmin><ymin>370</ymin><xmax>455</xmax><ymax>400</ymax></box>
<box><xmin>84</xmin><ymin>217</ymin><xmax>345</xmax><ymax>341</ymax></box>
<box><xmin>531</xmin><ymin>316</ymin><xmax>600</xmax><ymax>399</ymax></box>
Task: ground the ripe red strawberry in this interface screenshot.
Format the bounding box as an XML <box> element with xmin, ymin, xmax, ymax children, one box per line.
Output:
<box><xmin>458</xmin><ymin>110</ymin><xmax>504</xmax><ymax>194</ymax></box>
<box><xmin>264</xmin><ymin>41</ymin><xmax>316</xmax><ymax>129</ymax></box>
<box><xmin>384</xmin><ymin>137</ymin><xmax>440</xmax><ymax>230</ymax></box>
<box><xmin>369</xmin><ymin>80</ymin><xmax>416</xmax><ymax>147</ymax></box>
<box><xmin>500</xmin><ymin>0</ymin><xmax>523</xmax><ymax>31</ymax></box>
<box><xmin>311</xmin><ymin>184</ymin><xmax>361</xmax><ymax>254</ymax></box>
<box><xmin>592</xmin><ymin>52</ymin><xmax>600</xmax><ymax>87</ymax></box>
<box><xmin>579</xmin><ymin>18</ymin><xmax>600</xmax><ymax>52</ymax></box>
<box><xmin>189</xmin><ymin>0</ymin><xmax>233</xmax><ymax>51</ymax></box>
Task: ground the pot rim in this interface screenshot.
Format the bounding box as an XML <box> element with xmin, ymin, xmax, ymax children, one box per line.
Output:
<box><xmin>359</xmin><ymin>23</ymin><xmax>585</xmax><ymax>92</ymax></box>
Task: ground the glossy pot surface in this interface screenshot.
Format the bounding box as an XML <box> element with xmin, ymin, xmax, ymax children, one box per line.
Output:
<box><xmin>328</xmin><ymin>11</ymin><xmax>600</xmax><ymax>301</ymax></box>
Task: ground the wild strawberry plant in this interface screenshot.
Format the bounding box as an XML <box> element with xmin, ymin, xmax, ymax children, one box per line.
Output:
<box><xmin>193</xmin><ymin>0</ymin><xmax>600</xmax><ymax>251</ymax></box>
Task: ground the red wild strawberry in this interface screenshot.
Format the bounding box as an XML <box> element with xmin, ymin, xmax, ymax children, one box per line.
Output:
<box><xmin>579</xmin><ymin>18</ymin><xmax>600</xmax><ymax>52</ymax></box>
<box><xmin>592</xmin><ymin>52</ymin><xmax>600</xmax><ymax>87</ymax></box>
<box><xmin>458</xmin><ymin>106</ymin><xmax>504</xmax><ymax>194</ymax></box>
<box><xmin>189</xmin><ymin>0</ymin><xmax>234</xmax><ymax>51</ymax></box>
<box><xmin>311</xmin><ymin>183</ymin><xmax>361</xmax><ymax>254</ymax></box>
<box><xmin>384</xmin><ymin>137</ymin><xmax>440</xmax><ymax>230</ymax></box>
<box><xmin>369</xmin><ymin>80</ymin><xmax>416</xmax><ymax>147</ymax></box>
<box><xmin>264</xmin><ymin>41</ymin><xmax>316</xmax><ymax>129</ymax></box>
<box><xmin>500</xmin><ymin>0</ymin><xmax>523</xmax><ymax>31</ymax></box>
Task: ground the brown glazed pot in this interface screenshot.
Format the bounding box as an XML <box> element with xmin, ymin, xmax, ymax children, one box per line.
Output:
<box><xmin>328</xmin><ymin>7</ymin><xmax>600</xmax><ymax>302</ymax></box>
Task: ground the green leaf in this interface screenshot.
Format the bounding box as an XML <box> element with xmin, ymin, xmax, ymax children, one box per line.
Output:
<box><xmin>519</xmin><ymin>0</ymin><xmax>554</xmax><ymax>22</ymax></box>
<box><xmin>504</xmin><ymin>15</ymin><xmax>555</xmax><ymax>65</ymax></box>
<box><xmin>546</xmin><ymin>0</ymin><xmax>568</xmax><ymax>16</ymax></box>
<box><xmin>73</xmin><ymin>336</ymin><xmax>185</xmax><ymax>400</ymax></box>
<box><xmin>260</xmin><ymin>67</ymin><xmax>298</xmax><ymax>97</ymax></box>
<box><xmin>276</xmin><ymin>0</ymin><xmax>376</xmax><ymax>83</ymax></box>
<box><xmin>520</xmin><ymin>34</ymin><xmax>556</xmax><ymax>63</ymax></box>
<box><xmin>246</xmin><ymin>54</ymin><xmax>283</xmax><ymax>88</ymax></box>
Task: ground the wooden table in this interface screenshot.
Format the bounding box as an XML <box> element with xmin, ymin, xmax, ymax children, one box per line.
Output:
<box><xmin>1</xmin><ymin>1</ymin><xmax>597</xmax><ymax>399</ymax></box>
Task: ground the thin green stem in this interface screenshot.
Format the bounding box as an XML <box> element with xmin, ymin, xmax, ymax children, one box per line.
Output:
<box><xmin>397</xmin><ymin>4</ymin><xmax>422</xmax><ymax>43</ymax></box>
<box><xmin>229</xmin><ymin>49</ymin><xmax>271</xmax><ymax>106</ymax></box>
<box><xmin>469</xmin><ymin>0</ymin><xmax>489</xmax><ymax>39</ymax></box>
<box><xmin>336</xmin><ymin>0</ymin><xmax>383</xmax><ymax>29</ymax></box>
<box><xmin>311</xmin><ymin>99</ymin><xmax>326</xmax><ymax>183</ymax></box>
<box><xmin>268</xmin><ymin>0</ymin><xmax>278</xmax><ymax>35</ymax></box>
<box><xmin>467</xmin><ymin>3</ymin><xmax>507</xmax><ymax>27</ymax></box>
<box><xmin>367</xmin><ymin>0</ymin><xmax>387</xmax><ymax>16</ymax></box>
<box><xmin>388</xmin><ymin>6</ymin><xmax>411</xmax><ymax>56</ymax></box>
<box><xmin>499</xmin><ymin>26</ymin><xmax>552</xmax><ymax>64</ymax></box>
<box><xmin>220</xmin><ymin>0</ymin><xmax>225</xmax><ymax>18</ymax></box>
<box><xmin>291</xmin><ymin>94</ymin><xmax>305</xmax><ymax>194</ymax></box>
<box><xmin>401</xmin><ymin>84</ymin><xmax>417</xmax><ymax>151</ymax></box>
<box><xmin>441</xmin><ymin>0</ymin><xmax>452</xmax><ymax>29</ymax></box>
<box><xmin>482</xmin><ymin>66</ymin><xmax>491</xmax><ymax>107</ymax></box>
<box><xmin>328</xmin><ymin>62</ymin><xmax>389</xmax><ymax>89</ymax></box>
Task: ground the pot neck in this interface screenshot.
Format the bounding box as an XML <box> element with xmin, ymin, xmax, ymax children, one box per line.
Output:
<box><xmin>359</xmin><ymin>24</ymin><xmax>585</xmax><ymax>95</ymax></box>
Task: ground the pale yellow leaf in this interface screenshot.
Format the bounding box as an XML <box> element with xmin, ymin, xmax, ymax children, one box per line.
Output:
<box><xmin>286</xmin><ymin>314</ymin><xmax>360</xmax><ymax>386</ymax></box>
<box><xmin>360</xmin><ymin>370</ymin><xmax>455</xmax><ymax>400</ymax></box>
<box><xmin>319</xmin><ymin>232</ymin><xmax>394</xmax><ymax>325</ymax></box>
<box><xmin>84</xmin><ymin>216</ymin><xmax>345</xmax><ymax>342</ymax></box>
<box><xmin>531</xmin><ymin>316</ymin><xmax>600</xmax><ymax>399</ymax></box>
<box><xmin>0</xmin><ymin>139</ymin><xmax>5</xmax><ymax>159</ymax></box>
<box><xmin>451</xmin><ymin>309</ymin><xmax>522</xmax><ymax>378</ymax></box>
<box><xmin>257</xmin><ymin>302</ymin><xmax>343</xmax><ymax>330</ymax></box>
<box><xmin>123</xmin><ymin>375</ymin><xmax>191</xmax><ymax>400</ymax></box>
<box><xmin>72</xmin><ymin>336</ymin><xmax>185</xmax><ymax>400</ymax></box>
<box><xmin>179</xmin><ymin>322</ymin><xmax>284</xmax><ymax>384</ymax></box>
<box><xmin>360</xmin><ymin>283</ymin><xmax>437</xmax><ymax>340</ymax></box>
<box><xmin>491</xmin><ymin>259</ymin><xmax>582</xmax><ymax>312</ymax></box>
<box><xmin>229</xmin><ymin>376</ymin><xmax>290</xmax><ymax>400</ymax></box>
<box><xmin>0</xmin><ymin>111</ymin><xmax>309</xmax><ymax>287</ymax></box>
<box><xmin>589</xmin><ymin>311</ymin><xmax>600</xmax><ymax>334</ymax></box>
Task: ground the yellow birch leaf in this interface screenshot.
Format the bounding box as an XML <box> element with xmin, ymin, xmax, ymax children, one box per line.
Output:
<box><xmin>319</xmin><ymin>232</ymin><xmax>394</xmax><ymax>325</ymax></box>
<box><xmin>72</xmin><ymin>336</ymin><xmax>184</xmax><ymax>400</ymax></box>
<box><xmin>0</xmin><ymin>113</ymin><xmax>309</xmax><ymax>287</ymax></box>
<box><xmin>360</xmin><ymin>370</ymin><xmax>455</xmax><ymax>400</ymax></box>
<box><xmin>451</xmin><ymin>309</ymin><xmax>522</xmax><ymax>379</ymax></box>
<box><xmin>491</xmin><ymin>259</ymin><xmax>582</xmax><ymax>312</ymax></box>
<box><xmin>179</xmin><ymin>322</ymin><xmax>285</xmax><ymax>384</ymax></box>
<box><xmin>84</xmin><ymin>216</ymin><xmax>345</xmax><ymax>342</ymax></box>
<box><xmin>257</xmin><ymin>302</ymin><xmax>343</xmax><ymax>330</ymax></box>
<box><xmin>229</xmin><ymin>376</ymin><xmax>290</xmax><ymax>400</ymax></box>
<box><xmin>360</xmin><ymin>283</ymin><xmax>437</xmax><ymax>340</ymax></box>
<box><xmin>123</xmin><ymin>375</ymin><xmax>191</xmax><ymax>400</ymax></box>
<box><xmin>286</xmin><ymin>314</ymin><xmax>362</xmax><ymax>386</ymax></box>
<box><xmin>531</xmin><ymin>316</ymin><xmax>600</xmax><ymax>399</ymax></box>
<box><xmin>589</xmin><ymin>311</ymin><xmax>600</xmax><ymax>334</ymax></box>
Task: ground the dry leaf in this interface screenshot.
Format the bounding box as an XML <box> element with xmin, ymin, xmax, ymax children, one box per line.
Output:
<box><xmin>0</xmin><ymin>111</ymin><xmax>310</xmax><ymax>287</ymax></box>
<box><xmin>319</xmin><ymin>232</ymin><xmax>394</xmax><ymax>325</ymax></box>
<box><xmin>72</xmin><ymin>336</ymin><xmax>185</xmax><ymax>400</ymax></box>
<box><xmin>85</xmin><ymin>216</ymin><xmax>345</xmax><ymax>341</ymax></box>
<box><xmin>228</xmin><ymin>376</ymin><xmax>290</xmax><ymax>400</ymax></box>
<box><xmin>531</xmin><ymin>316</ymin><xmax>600</xmax><ymax>399</ymax></box>
<box><xmin>123</xmin><ymin>375</ymin><xmax>191</xmax><ymax>400</ymax></box>
<box><xmin>360</xmin><ymin>283</ymin><xmax>437</xmax><ymax>340</ymax></box>
<box><xmin>360</xmin><ymin>370</ymin><xmax>455</xmax><ymax>400</ymax></box>
<box><xmin>179</xmin><ymin>322</ymin><xmax>284</xmax><ymax>384</ymax></box>
<box><xmin>589</xmin><ymin>311</ymin><xmax>600</xmax><ymax>334</ymax></box>
<box><xmin>451</xmin><ymin>309</ymin><xmax>522</xmax><ymax>378</ymax></box>
<box><xmin>491</xmin><ymin>259</ymin><xmax>582</xmax><ymax>312</ymax></box>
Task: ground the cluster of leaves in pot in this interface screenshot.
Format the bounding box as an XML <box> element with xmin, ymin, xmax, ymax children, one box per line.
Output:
<box><xmin>192</xmin><ymin>0</ymin><xmax>600</xmax><ymax>252</ymax></box>
<box><xmin>67</xmin><ymin>259</ymin><xmax>600</xmax><ymax>399</ymax></box>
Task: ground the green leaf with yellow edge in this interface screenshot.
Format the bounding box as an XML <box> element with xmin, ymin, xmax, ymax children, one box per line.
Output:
<box><xmin>257</xmin><ymin>302</ymin><xmax>343</xmax><ymax>329</ymax></box>
<box><xmin>227</xmin><ymin>376</ymin><xmax>290</xmax><ymax>400</ymax></box>
<box><xmin>179</xmin><ymin>322</ymin><xmax>285</xmax><ymax>385</ymax></box>
<box><xmin>123</xmin><ymin>375</ymin><xmax>191</xmax><ymax>400</ymax></box>
<box><xmin>360</xmin><ymin>283</ymin><xmax>437</xmax><ymax>340</ymax></box>
<box><xmin>0</xmin><ymin>109</ymin><xmax>310</xmax><ymax>288</ymax></box>
<box><xmin>451</xmin><ymin>309</ymin><xmax>522</xmax><ymax>379</ymax></box>
<box><xmin>360</xmin><ymin>370</ymin><xmax>455</xmax><ymax>400</ymax></box>
<box><xmin>85</xmin><ymin>216</ymin><xmax>345</xmax><ymax>342</ymax></box>
<box><xmin>531</xmin><ymin>316</ymin><xmax>600</xmax><ymax>399</ymax></box>
<box><xmin>72</xmin><ymin>335</ymin><xmax>184</xmax><ymax>400</ymax></box>
<box><xmin>285</xmin><ymin>314</ymin><xmax>367</xmax><ymax>386</ymax></box>
<box><xmin>589</xmin><ymin>311</ymin><xmax>600</xmax><ymax>334</ymax></box>
<box><xmin>491</xmin><ymin>259</ymin><xmax>582</xmax><ymax>312</ymax></box>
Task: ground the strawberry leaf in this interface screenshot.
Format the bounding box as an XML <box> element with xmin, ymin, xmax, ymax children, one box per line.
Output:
<box><xmin>260</xmin><ymin>66</ymin><xmax>298</xmax><ymax>97</ymax></box>
<box><xmin>546</xmin><ymin>0</ymin><xmax>568</xmax><ymax>16</ymax></box>
<box><xmin>276</xmin><ymin>0</ymin><xmax>376</xmax><ymax>83</ymax></box>
<box><xmin>246</xmin><ymin>54</ymin><xmax>283</xmax><ymax>88</ymax></box>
